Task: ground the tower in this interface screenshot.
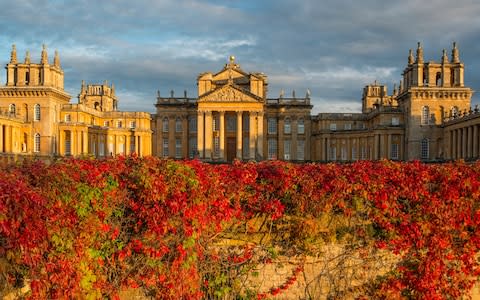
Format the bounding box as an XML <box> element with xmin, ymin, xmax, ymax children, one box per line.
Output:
<box><xmin>396</xmin><ymin>42</ymin><xmax>472</xmax><ymax>160</ymax></box>
<box><xmin>78</xmin><ymin>80</ymin><xmax>118</xmax><ymax>112</ymax></box>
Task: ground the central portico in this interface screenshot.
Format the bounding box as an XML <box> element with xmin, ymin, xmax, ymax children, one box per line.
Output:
<box><xmin>153</xmin><ymin>56</ymin><xmax>312</xmax><ymax>162</ymax></box>
<box><xmin>196</xmin><ymin>58</ymin><xmax>266</xmax><ymax>161</ymax></box>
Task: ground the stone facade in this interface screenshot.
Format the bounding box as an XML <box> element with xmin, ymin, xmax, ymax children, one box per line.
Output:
<box><xmin>153</xmin><ymin>43</ymin><xmax>475</xmax><ymax>162</ymax></box>
<box><xmin>0</xmin><ymin>45</ymin><xmax>152</xmax><ymax>161</ymax></box>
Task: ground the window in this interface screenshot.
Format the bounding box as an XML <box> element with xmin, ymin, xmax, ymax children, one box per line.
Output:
<box><xmin>330</xmin><ymin>123</ymin><xmax>337</xmax><ymax>131</ymax></box>
<box><xmin>213</xmin><ymin>115</ymin><xmax>219</xmax><ymax>131</ymax></box>
<box><xmin>391</xmin><ymin>117</ymin><xmax>400</xmax><ymax>126</ymax></box>
<box><xmin>8</xmin><ymin>104</ymin><xmax>16</xmax><ymax>115</ymax></box>
<box><xmin>268</xmin><ymin>118</ymin><xmax>277</xmax><ymax>134</ymax></box>
<box><xmin>65</xmin><ymin>131</ymin><xmax>71</xmax><ymax>155</ymax></box>
<box><xmin>188</xmin><ymin>116</ymin><xmax>197</xmax><ymax>132</ymax></box>
<box><xmin>243</xmin><ymin>114</ymin><xmax>249</xmax><ymax>132</ymax></box>
<box><xmin>421</xmin><ymin>138</ymin><xmax>429</xmax><ymax>160</ymax></box>
<box><xmin>175</xmin><ymin>139</ymin><xmax>182</xmax><ymax>158</ymax></box>
<box><xmin>226</xmin><ymin>115</ymin><xmax>236</xmax><ymax>132</ymax></box>
<box><xmin>65</xmin><ymin>114</ymin><xmax>71</xmax><ymax>122</ymax></box>
<box><xmin>189</xmin><ymin>137</ymin><xmax>197</xmax><ymax>158</ymax></box>
<box><xmin>175</xmin><ymin>118</ymin><xmax>182</xmax><ymax>132</ymax></box>
<box><xmin>163</xmin><ymin>139</ymin><xmax>169</xmax><ymax>157</ymax></box>
<box><xmin>34</xmin><ymin>133</ymin><xmax>40</xmax><ymax>153</ymax></box>
<box><xmin>130</xmin><ymin>121</ymin><xmax>136</xmax><ymax>129</ymax></box>
<box><xmin>340</xmin><ymin>146</ymin><xmax>347</xmax><ymax>161</ymax></box>
<box><xmin>34</xmin><ymin>104</ymin><xmax>40</xmax><ymax>121</ymax></box>
<box><xmin>344</xmin><ymin>123</ymin><xmax>352</xmax><ymax>130</ymax></box>
<box><xmin>267</xmin><ymin>138</ymin><xmax>277</xmax><ymax>160</ymax></box>
<box><xmin>421</xmin><ymin>106</ymin><xmax>430</xmax><ymax>125</ymax></box>
<box><xmin>117</xmin><ymin>121</ymin><xmax>122</xmax><ymax>128</ymax></box>
<box><xmin>284</xmin><ymin>118</ymin><xmax>291</xmax><ymax>134</ymax></box>
<box><xmin>99</xmin><ymin>141</ymin><xmax>105</xmax><ymax>157</ymax></box>
<box><xmin>104</xmin><ymin>121</ymin><xmax>110</xmax><ymax>127</ymax></box>
<box><xmin>297</xmin><ymin>140</ymin><xmax>305</xmax><ymax>161</ymax></box>
<box><xmin>298</xmin><ymin>118</ymin><xmax>305</xmax><ymax>134</ymax></box>
<box><xmin>352</xmin><ymin>146</ymin><xmax>357</xmax><ymax>161</ymax></box>
<box><xmin>284</xmin><ymin>139</ymin><xmax>291</xmax><ymax>160</ymax></box>
<box><xmin>130</xmin><ymin>136</ymin><xmax>136</xmax><ymax>153</ymax></box>
<box><xmin>361</xmin><ymin>146</ymin><xmax>367</xmax><ymax>160</ymax></box>
<box><xmin>162</xmin><ymin>117</ymin><xmax>169</xmax><ymax>132</ymax></box>
<box><xmin>391</xmin><ymin>143</ymin><xmax>399</xmax><ymax>160</ymax></box>
<box><xmin>214</xmin><ymin>136</ymin><xmax>220</xmax><ymax>157</ymax></box>
<box><xmin>329</xmin><ymin>146</ymin><xmax>337</xmax><ymax>161</ymax></box>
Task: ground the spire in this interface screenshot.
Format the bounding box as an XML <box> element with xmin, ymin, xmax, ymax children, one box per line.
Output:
<box><xmin>81</xmin><ymin>80</ymin><xmax>86</xmax><ymax>93</ymax></box>
<box><xmin>408</xmin><ymin>49</ymin><xmax>414</xmax><ymax>65</ymax></box>
<box><xmin>451</xmin><ymin>42</ymin><xmax>460</xmax><ymax>63</ymax></box>
<box><xmin>41</xmin><ymin>44</ymin><xmax>48</xmax><ymax>64</ymax></box>
<box><xmin>10</xmin><ymin>44</ymin><xmax>17</xmax><ymax>64</ymax></box>
<box><xmin>442</xmin><ymin>49</ymin><xmax>448</xmax><ymax>64</ymax></box>
<box><xmin>53</xmin><ymin>50</ymin><xmax>60</xmax><ymax>67</ymax></box>
<box><xmin>415</xmin><ymin>42</ymin><xmax>424</xmax><ymax>64</ymax></box>
<box><xmin>24</xmin><ymin>51</ymin><xmax>31</xmax><ymax>64</ymax></box>
<box><xmin>111</xmin><ymin>82</ymin><xmax>115</xmax><ymax>95</ymax></box>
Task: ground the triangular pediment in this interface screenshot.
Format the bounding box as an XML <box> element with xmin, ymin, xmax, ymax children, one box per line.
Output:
<box><xmin>212</xmin><ymin>68</ymin><xmax>248</xmax><ymax>82</ymax></box>
<box><xmin>198</xmin><ymin>84</ymin><xmax>262</xmax><ymax>103</ymax></box>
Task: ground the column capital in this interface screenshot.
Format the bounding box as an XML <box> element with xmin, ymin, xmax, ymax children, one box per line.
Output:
<box><xmin>205</xmin><ymin>111</ymin><xmax>213</xmax><ymax>116</ymax></box>
<box><xmin>219</xmin><ymin>111</ymin><xmax>225</xmax><ymax>116</ymax></box>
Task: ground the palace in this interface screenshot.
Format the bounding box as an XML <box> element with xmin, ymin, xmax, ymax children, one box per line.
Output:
<box><xmin>1</xmin><ymin>43</ymin><xmax>480</xmax><ymax>162</ymax></box>
<box><xmin>0</xmin><ymin>45</ymin><xmax>151</xmax><ymax>161</ymax></box>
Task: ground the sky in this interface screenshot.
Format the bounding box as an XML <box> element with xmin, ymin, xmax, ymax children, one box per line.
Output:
<box><xmin>1</xmin><ymin>0</ymin><xmax>480</xmax><ymax>114</ymax></box>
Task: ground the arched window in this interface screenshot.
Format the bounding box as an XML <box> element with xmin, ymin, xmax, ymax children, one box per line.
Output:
<box><xmin>8</xmin><ymin>104</ymin><xmax>16</xmax><ymax>115</ymax></box>
<box><xmin>34</xmin><ymin>104</ymin><xmax>41</xmax><ymax>121</ymax></box>
<box><xmin>188</xmin><ymin>116</ymin><xmax>197</xmax><ymax>132</ymax></box>
<box><xmin>175</xmin><ymin>117</ymin><xmax>182</xmax><ymax>132</ymax></box>
<box><xmin>284</xmin><ymin>118</ymin><xmax>291</xmax><ymax>134</ymax></box>
<box><xmin>34</xmin><ymin>133</ymin><xmax>40</xmax><ymax>153</ymax></box>
<box><xmin>421</xmin><ymin>138</ymin><xmax>429</xmax><ymax>160</ymax></box>
<box><xmin>163</xmin><ymin>117</ymin><xmax>169</xmax><ymax>133</ymax></box>
<box><xmin>421</xmin><ymin>106</ymin><xmax>430</xmax><ymax>125</ymax></box>
<box><xmin>435</xmin><ymin>72</ymin><xmax>442</xmax><ymax>86</ymax></box>
<box><xmin>298</xmin><ymin>118</ymin><xmax>305</xmax><ymax>134</ymax></box>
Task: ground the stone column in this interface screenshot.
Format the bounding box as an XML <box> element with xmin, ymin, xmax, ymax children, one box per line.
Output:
<box><xmin>257</xmin><ymin>112</ymin><xmax>264</xmax><ymax>160</ymax></box>
<box><xmin>0</xmin><ymin>125</ymin><xmax>4</xmax><ymax>152</ymax></box>
<box><xmin>83</xmin><ymin>131</ymin><xmax>89</xmax><ymax>154</ymax></box>
<box><xmin>467</xmin><ymin>126</ymin><xmax>472</xmax><ymax>158</ymax></box>
<box><xmin>249</xmin><ymin>112</ymin><xmax>256</xmax><ymax>160</ymax></box>
<box><xmin>71</xmin><ymin>130</ymin><xmax>77</xmax><ymax>156</ymax></box>
<box><xmin>473</xmin><ymin>125</ymin><xmax>479</xmax><ymax>159</ymax></box>
<box><xmin>219</xmin><ymin>111</ymin><xmax>225</xmax><ymax>160</ymax></box>
<box><xmin>325</xmin><ymin>137</ymin><xmax>330</xmax><ymax>161</ymax></box>
<box><xmin>387</xmin><ymin>134</ymin><xmax>392</xmax><ymax>159</ymax></box>
<box><xmin>197</xmin><ymin>111</ymin><xmax>204</xmax><ymax>158</ymax></box>
<box><xmin>462</xmin><ymin>127</ymin><xmax>467</xmax><ymax>158</ymax></box>
<box><xmin>373</xmin><ymin>134</ymin><xmax>380</xmax><ymax>160</ymax></box>
<box><xmin>205</xmin><ymin>111</ymin><xmax>213</xmax><ymax>159</ymax></box>
<box><xmin>236</xmin><ymin>111</ymin><xmax>243</xmax><ymax>160</ymax></box>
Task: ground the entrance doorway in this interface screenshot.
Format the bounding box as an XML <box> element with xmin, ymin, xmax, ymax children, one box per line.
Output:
<box><xmin>226</xmin><ymin>137</ymin><xmax>236</xmax><ymax>162</ymax></box>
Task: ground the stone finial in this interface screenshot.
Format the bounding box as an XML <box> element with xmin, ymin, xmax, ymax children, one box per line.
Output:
<box><xmin>292</xmin><ymin>90</ymin><xmax>296</xmax><ymax>98</ymax></box>
<box><xmin>442</xmin><ymin>49</ymin><xmax>448</xmax><ymax>64</ymax></box>
<box><xmin>184</xmin><ymin>90</ymin><xmax>187</xmax><ymax>98</ymax></box>
<box><xmin>393</xmin><ymin>83</ymin><xmax>397</xmax><ymax>95</ymax></box>
<box><xmin>451</xmin><ymin>42</ymin><xmax>460</xmax><ymax>63</ymax></box>
<box><xmin>81</xmin><ymin>80</ymin><xmax>86</xmax><ymax>92</ymax></box>
<box><xmin>306</xmin><ymin>88</ymin><xmax>311</xmax><ymax>99</ymax></box>
<box><xmin>170</xmin><ymin>90</ymin><xmax>174</xmax><ymax>98</ymax></box>
<box><xmin>416</xmin><ymin>42</ymin><xmax>424</xmax><ymax>64</ymax></box>
<box><xmin>408</xmin><ymin>49</ymin><xmax>414</xmax><ymax>65</ymax></box>
<box><xmin>53</xmin><ymin>50</ymin><xmax>60</xmax><ymax>67</ymax></box>
<box><xmin>24</xmin><ymin>51</ymin><xmax>31</xmax><ymax>64</ymax></box>
<box><xmin>10</xmin><ymin>44</ymin><xmax>17</xmax><ymax>64</ymax></box>
<box><xmin>111</xmin><ymin>82</ymin><xmax>115</xmax><ymax>95</ymax></box>
<box><xmin>40</xmin><ymin>44</ymin><xmax>48</xmax><ymax>64</ymax></box>
<box><xmin>280</xmin><ymin>89</ymin><xmax>285</xmax><ymax>98</ymax></box>
<box><xmin>157</xmin><ymin>90</ymin><xmax>161</xmax><ymax>97</ymax></box>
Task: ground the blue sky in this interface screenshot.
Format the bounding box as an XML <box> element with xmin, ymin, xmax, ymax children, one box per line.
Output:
<box><xmin>1</xmin><ymin>0</ymin><xmax>480</xmax><ymax>114</ymax></box>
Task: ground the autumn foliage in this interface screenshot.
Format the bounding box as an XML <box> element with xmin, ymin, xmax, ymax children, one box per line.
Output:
<box><xmin>1</xmin><ymin>157</ymin><xmax>480</xmax><ymax>299</ymax></box>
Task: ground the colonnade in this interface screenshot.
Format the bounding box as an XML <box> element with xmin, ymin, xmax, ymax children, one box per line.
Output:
<box><xmin>447</xmin><ymin>124</ymin><xmax>480</xmax><ymax>160</ymax></box>
<box><xmin>197</xmin><ymin>110</ymin><xmax>264</xmax><ymax>161</ymax></box>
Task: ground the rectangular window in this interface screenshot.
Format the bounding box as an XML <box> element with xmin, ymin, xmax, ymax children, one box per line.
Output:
<box><xmin>226</xmin><ymin>115</ymin><xmax>236</xmax><ymax>132</ymax></box>
<box><xmin>341</xmin><ymin>146</ymin><xmax>347</xmax><ymax>161</ymax></box>
<box><xmin>267</xmin><ymin>138</ymin><xmax>277</xmax><ymax>160</ymax></box>
<box><xmin>243</xmin><ymin>114</ymin><xmax>250</xmax><ymax>132</ymax></box>
<box><xmin>268</xmin><ymin>117</ymin><xmax>277</xmax><ymax>134</ymax></box>
<box><xmin>284</xmin><ymin>119</ymin><xmax>291</xmax><ymax>134</ymax></box>
<box><xmin>284</xmin><ymin>139</ymin><xmax>291</xmax><ymax>160</ymax></box>
<box><xmin>297</xmin><ymin>140</ymin><xmax>305</xmax><ymax>161</ymax></box>
<box><xmin>352</xmin><ymin>146</ymin><xmax>357</xmax><ymax>161</ymax></box>
<box><xmin>361</xmin><ymin>146</ymin><xmax>366</xmax><ymax>160</ymax></box>
<box><xmin>421</xmin><ymin>139</ymin><xmax>429</xmax><ymax>160</ymax></box>
<box><xmin>104</xmin><ymin>121</ymin><xmax>109</xmax><ymax>127</ymax></box>
<box><xmin>130</xmin><ymin>136</ymin><xmax>136</xmax><ymax>153</ymax></box>
<box><xmin>175</xmin><ymin>139</ymin><xmax>182</xmax><ymax>158</ymax></box>
<box><xmin>391</xmin><ymin>143</ymin><xmax>399</xmax><ymax>160</ymax></box>
<box><xmin>297</xmin><ymin>119</ymin><xmax>305</xmax><ymax>134</ymax></box>
<box><xmin>65</xmin><ymin>114</ymin><xmax>71</xmax><ymax>122</ymax></box>
<box><xmin>330</xmin><ymin>123</ymin><xmax>337</xmax><ymax>131</ymax></box>
<box><xmin>176</xmin><ymin>118</ymin><xmax>182</xmax><ymax>132</ymax></box>
<box><xmin>163</xmin><ymin>139</ymin><xmax>169</xmax><ymax>157</ymax></box>
<box><xmin>99</xmin><ymin>142</ymin><xmax>105</xmax><ymax>157</ymax></box>
<box><xmin>189</xmin><ymin>137</ymin><xmax>197</xmax><ymax>158</ymax></box>
<box><xmin>163</xmin><ymin>118</ymin><xmax>169</xmax><ymax>133</ymax></box>
<box><xmin>344</xmin><ymin>123</ymin><xmax>352</xmax><ymax>130</ymax></box>
<box><xmin>117</xmin><ymin>121</ymin><xmax>122</xmax><ymax>128</ymax></box>
<box><xmin>329</xmin><ymin>147</ymin><xmax>337</xmax><ymax>161</ymax></box>
<box><xmin>130</xmin><ymin>121</ymin><xmax>136</xmax><ymax>129</ymax></box>
<box><xmin>189</xmin><ymin>117</ymin><xmax>197</xmax><ymax>132</ymax></box>
<box><xmin>214</xmin><ymin>136</ymin><xmax>220</xmax><ymax>157</ymax></box>
<box><xmin>391</xmin><ymin>117</ymin><xmax>400</xmax><ymax>126</ymax></box>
